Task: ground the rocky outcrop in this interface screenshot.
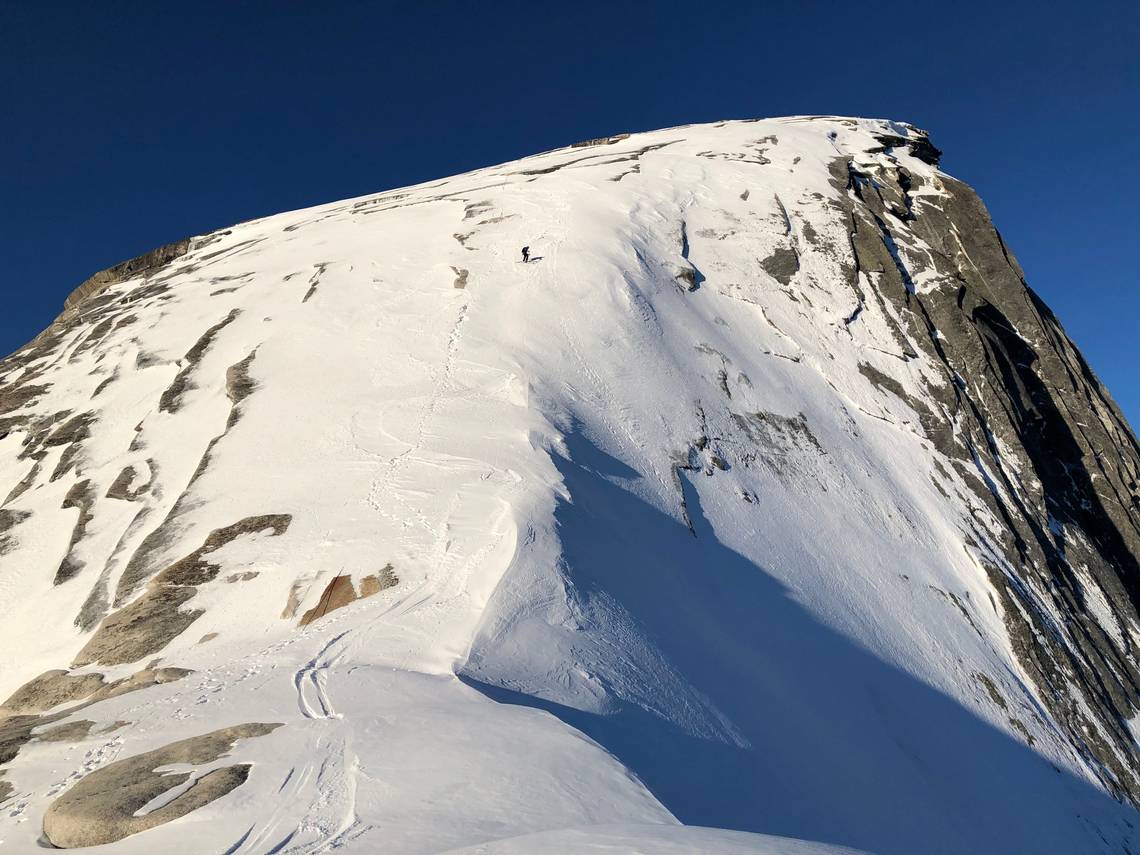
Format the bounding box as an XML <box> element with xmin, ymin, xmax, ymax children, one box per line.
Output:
<box><xmin>297</xmin><ymin>564</ymin><xmax>399</xmax><ymax>625</ymax></box>
<box><xmin>158</xmin><ymin>309</ymin><xmax>242</xmax><ymax>414</ymax></box>
<box><xmin>74</xmin><ymin>515</ymin><xmax>292</xmax><ymax>666</ymax></box>
<box><xmin>0</xmin><ymin>667</ymin><xmax>191</xmax><ymax>784</ymax></box>
<box><xmin>0</xmin><ymin>231</ymin><xmax>197</xmax><ymax>466</ymax></box>
<box><xmin>831</xmin><ymin>144</ymin><xmax>1140</xmax><ymax>803</ymax></box>
<box><xmin>35</xmin><ymin>720</ymin><xmax>95</xmax><ymax>742</ymax></box>
<box><xmin>0</xmin><ymin>670</ymin><xmax>106</xmax><ymax>716</ymax></box>
<box><xmin>62</xmin><ymin>238</ymin><xmax>192</xmax><ymax>318</ymax></box>
<box><xmin>41</xmin><ymin>723</ymin><xmax>281</xmax><ymax>848</ymax></box>
<box><xmin>570</xmin><ymin>133</ymin><xmax>631</xmax><ymax>148</ymax></box>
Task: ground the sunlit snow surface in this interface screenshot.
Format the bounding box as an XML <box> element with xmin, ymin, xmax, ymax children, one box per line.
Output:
<box><xmin>1</xmin><ymin>117</ymin><xmax>1137</xmax><ymax>853</ymax></box>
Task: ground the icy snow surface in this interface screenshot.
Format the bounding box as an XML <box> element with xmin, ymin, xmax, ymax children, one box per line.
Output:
<box><xmin>0</xmin><ymin>116</ymin><xmax>1137</xmax><ymax>853</ymax></box>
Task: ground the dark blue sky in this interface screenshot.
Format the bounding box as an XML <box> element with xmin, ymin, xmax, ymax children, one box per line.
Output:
<box><xmin>3</xmin><ymin>2</ymin><xmax>1138</xmax><ymax>424</ymax></box>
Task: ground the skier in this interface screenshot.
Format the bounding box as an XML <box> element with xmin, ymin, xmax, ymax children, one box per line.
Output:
<box><xmin>521</xmin><ymin>246</ymin><xmax>530</xmax><ymax>264</ymax></box>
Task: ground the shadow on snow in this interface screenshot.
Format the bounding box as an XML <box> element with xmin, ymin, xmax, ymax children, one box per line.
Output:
<box><xmin>461</xmin><ymin>430</ymin><xmax>1140</xmax><ymax>855</ymax></box>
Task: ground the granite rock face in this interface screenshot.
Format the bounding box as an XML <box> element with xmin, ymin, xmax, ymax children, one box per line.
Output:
<box><xmin>835</xmin><ymin>142</ymin><xmax>1140</xmax><ymax>802</ymax></box>
<box><xmin>62</xmin><ymin>238</ymin><xmax>193</xmax><ymax>317</ymax></box>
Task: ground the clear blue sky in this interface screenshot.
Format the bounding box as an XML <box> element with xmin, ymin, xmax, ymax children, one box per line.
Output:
<box><xmin>3</xmin><ymin>2</ymin><xmax>1137</xmax><ymax>425</ymax></box>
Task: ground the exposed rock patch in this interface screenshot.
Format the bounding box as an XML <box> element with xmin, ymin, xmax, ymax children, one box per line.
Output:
<box><xmin>1</xmin><ymin>670</ymin><xmax>105</xmax><ymax>716</ymax></box>
<box><xmin>44</xmin><ymin>411</ymin><xmax>96</xmax><ymax>482</ymax></box>
<box><xmin>1</xmin><ymin>667</ymin><xmax>191</xmax><ymax>719</ymax></box>
<box><xmin>91</xmin><ymin>368</ymin><xmax>119</xmax><ymax>398</ymax></box>
<box><xmin>0</xmin><ymin>508</ymin><xmax>31</xmax><ymax>555</ymax></box>
<box><xmin>871</xmin><ymin>129</ymin><xmax>942</xmax><ymax>166</ymax></box>
<box><xmin>299</xmin><ymin>574</ymin><xmax>357</xmax><ymax>625</ymax></box>
<box><xmin>42</xmin><ymin>723</ymin><xmax>281</xmax><ymax>849</ymax></box>
<box><xmin>281</xmin><ymin>580</ymin><xmax>305</xmax><ymax>619</ymax></box>
<box><xmin>225</xmin><ymin>571</ymin><xmax>259</xmax><ymax>583</ymax></box>
<box><xmin>55</xmin><ymin>479</ymin><xmax>97</xmax><ymax>584</ymax></box>
<box><xmin>0</xmin><ymin>667</ymin><xmax>189</xmax><ymax>782</ymax></box>
<box><xmin>857</xmin><ymin>362</ymin><xmax>934</xmax><ymax>423</ymax></box>
<box><xmin>76</xmin><ymin>516</ymin><xmax>291</xmax><ymax>666</ymax></box>
<box><xmin>0</xmin><ymin>382</ymin><xmax>50</xmax><ymax>420</ymax></box>
<box><xmin>361</xmin><ymin>564</ymin><xmax>398</xmax><ymax>597</ymax></box>
<box><xmin>115</xmin><ymin>403</ymin><xmax>266</xmax><ymax>606</ymax></box>
<box><xmin>225</xmin><ymin>350</ymin><xmax>257</xmax><ymax>405</ymax></box>
<box><xmin>35</xmin><ymin>720</ymin><xmax>95</xmax><ymax>743</ymax></box>
<box><xmin>0</xmin><ymin>714</ymin><xmax>42</xmax><ymax>766</ymax></box>
<box><xmin>73</xmin><ymin>585</ymin><xmax>199</xmax><ymax>667</ymax></box>
<box><xmin>158</xmin><ymin>309</ymin><xmax>241</xmax><ymax>413</ymax></box>
<box><xmin>463</xmin><ymin>201</ymin><xmax>494</xmax><ymax>220</ymax></box>
<box><xmin>62</xmin><ymin>238</ymin><xmax>192</xmax><ymax>318</ymax></box>
<box><xmin>301</xmin><ymin>263</ymin><xmax>329</xmax><ymax>303</ymax></box>
<box><xmin>823</xmin><ymin>144</ymin><xmax>1140</xmax><ymax>803</ymax></box>
<box><xmin>730</xmin><ymin>410</ymin><xmax>825</xmax><ymax>471</ymax></box>
<box><xmin>298</xmin><ymin>564</ymin><xmax>398</xmax><ymax>626</ymax></box>
<box><xmin>94</xmin><ymin>667</ymin><xmax>192</xmax><ymax>703</ymax></box>
<box><xmin>44</xmin><ymin>412</ymin><xmax>94</xmax><ymax>449</ymax></box>
<box><xmin>105</xmin><ymin>462</ymin><xmax>153</xmax><ymax>502</ymax></box>
<box><xmin>570</xmin><ymin>133</ymin><xmax>630</xmax><ymax>148</ymax></box>
<box><xmin>675</xmin><ymin>221</ymin><xmax>705</xmax><ymax>292</ymax></box>
<box><xmin>4</xmin><ymin>461</ymin><xmax>41</xmax><ymax>505</ymax></box>
<box><xmin>760</xmin><ymin>247</ymin><xmax>800</xmax><ymax>286</ymax></box>
<box><xmin>71</xmin><ymin>318</ymin><xmax>114</xmax><ymax>359</ymax></box>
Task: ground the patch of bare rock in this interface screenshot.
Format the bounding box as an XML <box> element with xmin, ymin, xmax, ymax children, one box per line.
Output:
<box><xmin>42</xmin><ymin>723</ymin><xmax>281</xmax><ymax>848</ymax></box>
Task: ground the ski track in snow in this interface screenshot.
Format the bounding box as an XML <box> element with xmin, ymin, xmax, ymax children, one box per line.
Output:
<box><xmin>294</xmin><ymin>630</ymin><xmax>350</xmax><ymax>720</ymax></box>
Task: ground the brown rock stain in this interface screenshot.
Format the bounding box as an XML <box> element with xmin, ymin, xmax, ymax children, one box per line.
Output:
<box><xmin>298</xmin><ymin>564</ymin><xmax>398</xmax><ymax>626</ymax></box>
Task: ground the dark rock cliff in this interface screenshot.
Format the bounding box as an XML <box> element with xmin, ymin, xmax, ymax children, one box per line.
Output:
<box><xmin>835</xmin><ymin>130</ymin><xmax>1140</xmax><ymax>804</ymax></box>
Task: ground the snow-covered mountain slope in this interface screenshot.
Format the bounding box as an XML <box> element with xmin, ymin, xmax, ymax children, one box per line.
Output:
<box><xmin>2</xmin><ymin>116</ymin><xmax>1139</xmax><ymax>854</ymax></box>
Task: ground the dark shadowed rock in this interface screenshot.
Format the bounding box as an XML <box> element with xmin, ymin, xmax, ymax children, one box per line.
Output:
<box><xmin>225</xmin><ymin>350</ymin><xmax>258</xmax><ymax>404</ymax></box>
<box><xmin>158</xmin><ymin>309</ymin><xmax>242</xmax><ymax>414</ymax></box>
<box><xmin>0</xmin><ymin>508</ymin><xmax>31</xmax><ymax>555</ymax></box>
<box><xmin>105</xmin><ymin>463</ymin><xmax>152</xmax><ymax>501</ymax></box>
<box><xmin>62</xmin><ymin>239</ymin><xmax>192</xmax><ymax>318</ymax></box>
<box><xmin>831</xmin><ymin>145</ymin><xmax>1140</xmax><ymax>804</ymax></box>
<box><xmin>55</xmin><ymin>479</ymin><xmax>97</xmax><ymax>584</ymax></box>
<box><xmin>760</xmin><ymin>247</ymin><xmax>800</xmax><ymax>286</ymax></box>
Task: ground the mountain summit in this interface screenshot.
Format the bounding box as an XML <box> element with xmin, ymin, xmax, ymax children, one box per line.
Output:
<box><xmin>2</xmin><ymin>117</ymin><xmax>1139</xmax><ymax>853</ymax></box>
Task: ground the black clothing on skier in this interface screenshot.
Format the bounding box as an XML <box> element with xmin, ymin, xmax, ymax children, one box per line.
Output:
<box><xmin>521</xmin><ymin>246</ymin><xmax>530</xmax><ymax>263</ymax></box>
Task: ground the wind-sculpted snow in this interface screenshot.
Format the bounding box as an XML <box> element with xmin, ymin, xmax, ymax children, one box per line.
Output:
<box><xmin>0</xmin><ymin>116</ymin><xmax>1138</xmax><ymax>852</ymax></box>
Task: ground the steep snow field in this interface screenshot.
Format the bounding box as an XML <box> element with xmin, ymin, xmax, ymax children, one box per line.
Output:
<box><xmin>1</xmin><ymin>117</ymin><xmax>1138</xmax><ymax>853</ymax></box>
